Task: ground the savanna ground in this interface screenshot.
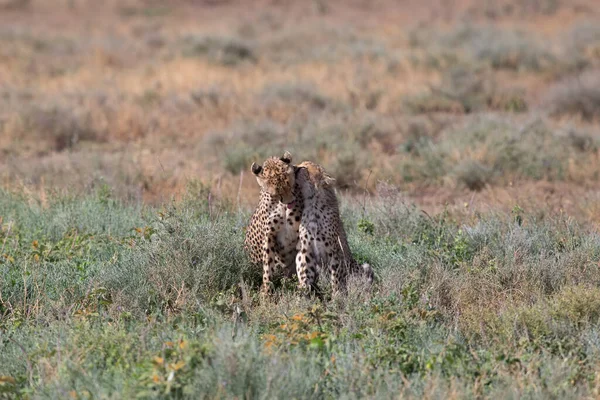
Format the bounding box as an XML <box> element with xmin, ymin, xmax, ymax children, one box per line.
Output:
<box><xmin>1</xmin><ymin>0</ymin><xmax>600</xmax><ymax>398</ymax></box>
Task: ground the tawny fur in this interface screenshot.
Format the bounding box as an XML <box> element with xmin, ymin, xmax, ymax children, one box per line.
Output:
<box><xmin>244</xmin><ymin>152</ymin><xmax>304</xmax><ymax>293</ymax></box>
<box><xmin>244</xmin><ymin>153</ymin><xmax>373</xmax><ymax>296</ymax></box>
<box><xmin>294</xmin><ymin>161</ymin><xmax>373</xmax><ymax>296</ymax></box>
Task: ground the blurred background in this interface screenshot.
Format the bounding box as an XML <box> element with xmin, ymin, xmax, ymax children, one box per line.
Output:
<box><xmin>1</xmin><ymin>0</ymin><xmax>599</xmax><ymax>219</ymax></box>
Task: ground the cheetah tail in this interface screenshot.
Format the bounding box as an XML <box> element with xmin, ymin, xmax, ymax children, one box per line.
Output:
<box><xmin>362</xmin><ymin>263</ymin><xmax>374</xmax><ymax>285</ymax></box>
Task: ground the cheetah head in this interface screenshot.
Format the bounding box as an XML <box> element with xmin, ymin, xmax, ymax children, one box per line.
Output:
<box><xmin>251</xmin><ymin>151</ymin><xmax>296</xmax><ymax>208</ymax></box>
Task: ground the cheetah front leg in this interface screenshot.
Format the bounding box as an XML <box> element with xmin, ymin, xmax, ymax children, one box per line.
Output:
<box><xmin>328</xmin><ymin>257</ymin><xmax>341</xmax><ymax>297</ymax></box>
<box><xmin>261</xmin><ymin>233</ymin><xmax>280</xmax><ymax>295</ymax></box>
<box><xmin>295</xmin><ymin>224</ymin><xmax>320</xmax><ymax>297</ymax></box>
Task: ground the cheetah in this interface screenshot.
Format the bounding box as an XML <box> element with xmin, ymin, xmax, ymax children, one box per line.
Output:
<box><xmin>294</xmin><ymin>160</ymin><xmax>374</xmax><ymax>296</ymax></box>
<box><xmin>244</xmin><ymin>151</ymin><xmax>305</xmax><ymax>294</ymax></box>
<box><xmin>244</xmin><ymin>152</ymin><xmax>373</xmax><ymax>296</ymax></box>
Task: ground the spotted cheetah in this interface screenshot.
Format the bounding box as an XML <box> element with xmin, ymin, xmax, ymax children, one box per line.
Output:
<box><xmin>294</xmin><ymin>161</ymin><xmax>374</xmax><ymax>296</ymax></box>
<box><xmin>244</xmin><ymin>152</ymin><xmax>373</xmax><ymax>296</ymax></box>
<box><xmin>244</xmin><ymin>151</ymin><xmax>304</xmax><ymax>294</ymax></box>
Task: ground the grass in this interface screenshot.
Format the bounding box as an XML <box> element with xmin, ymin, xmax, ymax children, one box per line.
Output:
<box><xmin>1</xmin><ymin>2</ymin><xmax>600</xmax><ymax>397</ymax></box>
<box><xmin>2</xmin><ymin>186</ymin><xmax>600</xmax><ymax>398</ymax></box>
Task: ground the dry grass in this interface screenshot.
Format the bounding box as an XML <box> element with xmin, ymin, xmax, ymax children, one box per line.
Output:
<box><xmin>544</xmin><ymin>70</ymin><xmax>600</xmax><ymax>121</ymax></box>
<box><xmin>0</xmin><ymin>0</ymin><xmax>598</xmax><ymax>215</ymax></box>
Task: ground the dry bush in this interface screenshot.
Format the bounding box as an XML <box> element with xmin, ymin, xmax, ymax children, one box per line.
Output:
<box><xmin>560</xmin><ymin>22</ymin><xmax>600</xmax><ymax>69</ymax></box>
<box><xmin>181</xmin><ymin>35</ymin><xmax>257</xmax><ymax>66</ymax></box>
<box><xmin>467</xmin><ymin>0</ymin><xmax>562</xmax><ymax>19</ymax></box>
<box><xmin>545</xmin><ymin>70</ymin><xmax>600</xmax><ymax>121</ymax></box>
<box><xmin>205</xmin><ymin>120</ymin><xmax>285</xmax><ymax>174</ymax></box>
<box><xmin>5</xmin><ymin>104</ymin><xmax>102</xmax><ymax>153</ymax></box>
<box><xmin>454</xmin><ymin>160</ymin><xmax>494</xmax><ymax>191</ymax></box>
<box><xmin>403</xmin><ymin>65</ymin><xmax>527</xmax><ymax>114</ymax></box>
<box><xmin>397</xmin><ymin>116</ymin><xmax>599</xmax><ymax>188</ymax></box>
<box><xmin>204</xmin><ymin>113</ymin><xmax>390</xmax><ymax>188</ymax></box>
<box><xmin>259</xmin><ymin>82</ymin><xmax>333</xmax><ymax>111</ymax></box>
<box><xmin>260</xmin><ymin>24</ymin><xmax>389</xmax><ymax>65</ymax></box>
<box><xmin>409</xmin><ymin>24</ymin><xmax>558</xmax><ymax>72</ymax></box>
<box><xmin>0</xmin><ymin>0</ymin><xmax>30</xmax><ymax>10</ymax></box>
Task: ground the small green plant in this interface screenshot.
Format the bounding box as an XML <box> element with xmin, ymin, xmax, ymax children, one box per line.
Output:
<box><xmin>512</xmin><ymin>204</ymin><xmax>524</xmax><ymax>226</ymax></box>
<box><xmin>263</xmin><ymin>305</ymin><xmax>337</xmax><ymax>353</ymax></box>
<box><xmin>137</xmin><ymin>338</ymin><xmax>210</xmax><ymax>397</ymax></box>
<box><xmin>357</xmin><ymin>218</ymin><xmax>375</xmax><ymax>235</ymax></box>
<box><xmin>0</xmin><ymin>376</ymin><xmax>17</xmax><ymax>396</ymax></box>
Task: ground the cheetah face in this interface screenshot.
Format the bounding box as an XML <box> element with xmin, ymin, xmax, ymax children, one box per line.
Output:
<box><xmin>251</xmin><ymin>151</ymin><xmax>296</xmax><ymax>208</ymax></box>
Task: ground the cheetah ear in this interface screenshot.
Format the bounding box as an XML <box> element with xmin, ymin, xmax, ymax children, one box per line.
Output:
<box><xmin>280</xmin><ymin>151</ymin><xmax>292</xmax><ymax>164</ymax></box>
<box><xmin>322</xmin><ymin>173</ymin><xmax>336</xmax><ymax>186</ymax></box>
<box><xmin>251</xmin><ymin>163</ymin><xmax>262</xmax><ymax>175</ymax></box>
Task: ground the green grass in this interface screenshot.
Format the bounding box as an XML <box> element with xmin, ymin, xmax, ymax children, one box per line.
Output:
<box><xmin>2</xmin><ymin>187</ymin><xmax>600</xmax><ymax>398</ymax></box>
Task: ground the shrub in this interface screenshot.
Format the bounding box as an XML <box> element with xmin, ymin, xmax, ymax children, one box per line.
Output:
<box><xmin>545</xmin><ymin>70</ymin><xmax>600</xmax><ymax>121</ymax></box>
<box><xmin>561</xmin><ymin>22</ymin><xmax>600</xmax><ymax>66</ymax></box>
<box><xmin>409</xmin><ymin>24</ymin><xmax>558</xmax><ymax>72</ymax></box>
<box><xmin>0</xmin><ymin>0</ymin><xmax>31</xmax><ymax>10</ymax></box>
<box><xmin>403</xmin><ymin>65</ymin><xmax>528</xmax><ymax>114</ymax></box>
<box><xmin>205</xmin><ymin>114</ymin><xmax>383</xmax><ymax>187</ymax></box>
<box><xmin>260</xmin><ymin>82</ymin><xmax>333</xmax><ymax>111</ymax></box>
<box><xmin>261</xmin><ymin>24</ymin><xmax>389</xmax><ymax>65</ymax></box>
<box><xmin>397</xmin><ymin>116</ymin><xmax>597</xmax><ymax>187</ymax></box>
<box><xmin>468</xmin><ymin>0</ymin><xmax>561</xmax><ymax>19</ymax></box>
<box><xmin>452</xmin><ymin>25</ymin><xmax>556</xmax><ymax>72</ymax></box>
<box><xmin>182</xmin><ymin>35</ymin><xmax>257</xmax><ymax>66</ymax></box>
<box><xmin>454</xmin><ymin>160</ymin><xmax>494</xmax><ymax>191</ymax></box>
<box><xmin>18</xmin><ymin>105</ymin><xmax>101</xmax><ymax>152</ymax></box>
<box><xmin>205</xmin><ymin>120</ymin><xmax>285</xmax><ymax>174</ymax></box>
<box><xmin>101</xmin><ymin>203</ymin><xmax>259</xmax><ymax>316</ymax></box>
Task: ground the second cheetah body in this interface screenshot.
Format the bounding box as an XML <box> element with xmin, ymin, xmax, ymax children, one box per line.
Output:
<box><xmin>294</xmin><ymin>161</ymin><xmax>373</xmax><ymax>295</ymax></box>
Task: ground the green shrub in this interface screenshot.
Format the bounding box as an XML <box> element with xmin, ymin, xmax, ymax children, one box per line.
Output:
<box><xmin>101</xmin><ymin>204</ymin><xmax>259</xmax><ymax>316</ymax></box>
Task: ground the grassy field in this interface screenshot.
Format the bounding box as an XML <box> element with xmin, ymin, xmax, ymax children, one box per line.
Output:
<box><xmin>3</xmin><ymin>187</ymin><xmax>600</xmax><ymax>398</ymax></box>
<box><xmin>1</xmin><ymin>0</ymin><xmax>600</xmax><ymax>398</ymax></box>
